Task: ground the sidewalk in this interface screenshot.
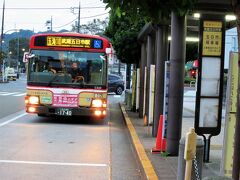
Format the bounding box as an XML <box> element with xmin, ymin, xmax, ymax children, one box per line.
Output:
<box><xmin>120</xmin><ymin>90</ymin><xmax>231</xmax><ymax>180</ymax></box>
<box><xmin>0</xmin><ymin>76</ymin><xmax>9</xmax><ymax>83</ymax></box>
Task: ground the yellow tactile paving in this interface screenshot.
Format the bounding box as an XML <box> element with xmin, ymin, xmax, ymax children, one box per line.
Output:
<box><xmin>120</xmin><ymin>104</ymin><xmax>158</xmax><ymax>180</ymax></box>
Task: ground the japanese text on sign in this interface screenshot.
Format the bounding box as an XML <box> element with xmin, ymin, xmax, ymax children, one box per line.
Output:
<box><xmin>53</xmin><ymin>94</ymin><xmax>78</xmax><ymax>107</ymax></box>
<box><xmin>47</xmin><ymin>36</ymin><xmax>91</xmax><ymax>48</ymax></box>
<box><xmin>202</xmin><ymin>21</ymin><xmax>222</xmax><ymax>56</ymax></box>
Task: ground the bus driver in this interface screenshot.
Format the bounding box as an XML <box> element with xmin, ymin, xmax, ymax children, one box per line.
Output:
<box><xmin>68</xmin><ymin>62</ymin><xmax>84</xmax><ymax>83</ymax></box>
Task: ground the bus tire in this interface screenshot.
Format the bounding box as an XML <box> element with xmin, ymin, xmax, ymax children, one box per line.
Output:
<box><xmin>38</xmin><ymin>113</ymin><xmax>46</xmax><ymax>117</ymax></box>
<box><xmin>100</xmin><ymin>118</ymin><xmax>107</xmax><ymax>125</ymax></box>
<box><xmin>93</xmin><ymin>116</ymin><xmax>106</xmax><ymax>125</ymax></box>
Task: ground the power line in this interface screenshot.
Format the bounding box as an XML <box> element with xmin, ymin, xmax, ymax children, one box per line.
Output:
<box><xmin>0</xmin><ymin>7</ymin><xmax>106</xmax><ymax>10</ymax></box>
<box><xmin>81</xmin><ymin>12</ymin><xmax>108</xmax><ymax>19</ymax></box>
<box><xmin>53</xmin><ymin>17</ymin><xmax>78</xmax><ymax>29</ymax></box>
<box><xmin>53</xmin><ymin>13</ymin><xmax>109</xmax><ymax>29</ymax></box>
<box><xmin>82</xmin><ymin>1</ymin><xmax>104</xmax><ymax>7</ymax></box>
<box><xmin>5</xmin><ymin>12</ymin><xmax>109</xmax><ymax>26</ymax></box>
<box><xmin>77</xmin><ymin>2</ymin><xmax>80</xmax><ymax>33</ymax></box>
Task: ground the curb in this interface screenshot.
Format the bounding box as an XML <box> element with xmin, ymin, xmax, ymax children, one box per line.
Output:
<box><xmin>119</xmin><ymin>103</ymin><xmax>158</xmax><ymax>180</ymax></box>
<box><xmin>0</xmin><ymin>80</ymin><xmax>9</xmax><ymax>83</ymax></box>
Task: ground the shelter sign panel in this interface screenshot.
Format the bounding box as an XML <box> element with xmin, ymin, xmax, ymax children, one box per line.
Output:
<box><xmin>202</xmin><ymin>21</ymin><xmax>222</xmax><ymax>56</ymax></box>
<box><xmin>195</xmin><ymin>15</ymin><xmax>225</xmax><ymax>136</ymax></box>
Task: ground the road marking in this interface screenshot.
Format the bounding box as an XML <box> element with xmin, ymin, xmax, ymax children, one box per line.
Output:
<box><xmin>0</xmin><ymin>92</ymin><xmax>19</xmax><ymax>96</ymax></box>
<box><xmin>13</xmin><ymin>93</ymin><xmax>26</xmax><ymax>96</ymax></box>
<box><xmin>113</xmin><ymin>95</ymin><xmax>121</xmax><ymax>98</ymax></box>
<box><xmin>0</xmin><ymin>160</ymin><xmax>108</xmax><ymax>167</ymax></box>
<box><xmin>0</xmin><ymin>113</ymin><xmax>27</xmax><ymax>127</ymax></box>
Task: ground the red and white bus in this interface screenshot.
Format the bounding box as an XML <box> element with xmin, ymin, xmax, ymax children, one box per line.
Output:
<box><xmin>24</xmin><ymin>33</ymin><xmax>111</xmax><ymax>120</ymax></box>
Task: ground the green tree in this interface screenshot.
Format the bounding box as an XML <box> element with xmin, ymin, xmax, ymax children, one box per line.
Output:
<box><xmin>8</xmin><ymin>38</ymin><xmax>29</xmax><ymax>67</ymax></box>
<box><xmin>103</xmin><ymin>0</ymin><xmax>197</xmax><ymax>22</ymax></box>
<box><xmin>0</xmin><ymin>51</ymin><xmax>7</xmax><ymax>66</ymax></box>
<box><xmin>186</xmin><ymin>43</ymin><xmax>198</xmax><ymax>62</ymax></box>
<box><xmin>72</xmin><ymin>18</ymin><xmax>109</xmax><ymax>35</ymax></box>
<box><xmin>104</xmin><ymin>11</ymin><xmax>144</xmax><ymax>64</ymax></box>
<box><xmin>103</xmin><ymin>0</ymin><xmax>197</xmax><ymax>64</ymax></box>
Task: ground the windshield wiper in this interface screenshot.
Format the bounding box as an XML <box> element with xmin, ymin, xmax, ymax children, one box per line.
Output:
<box><xmin>73</xmin><ymin>82</ymin><xmax>85</xmax><ymax>88</ymax></box>
<box><xmin>47</xmin><ymin>74</ymin><xmax>59</xmax><ymax>86</ymax></box>
<box><xmin>47</xmin><ymin>76</ymin><xmax>86</xmax><ymax>88</ymax></box>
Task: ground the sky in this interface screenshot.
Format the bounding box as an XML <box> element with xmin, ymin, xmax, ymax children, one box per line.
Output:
<box><xmin>0</xmin><ymin>0</ymin><xmax>110</xmax><ymax>33</ymax></box>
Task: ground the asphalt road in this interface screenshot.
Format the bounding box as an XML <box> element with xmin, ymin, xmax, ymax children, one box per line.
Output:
<box><xmin>0</xmin><ymin>76</ymin><xmax>143</xmax><ymax>180</ymax></box>
<box><xmin>0</xmin><ymin>74</ymin><xmax>27</xmax><ymax>116</ymax></box>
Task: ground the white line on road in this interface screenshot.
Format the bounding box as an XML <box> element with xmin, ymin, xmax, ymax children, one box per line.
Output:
<box><xmin>0</xmin><ymin>113</ymin><xmax>27</xmax><ymax>127</ymax></box>
<box><xmin>13</xmin><ymin>93</ymin><xmax>26</xmax><ymax>96</ymax></box>
<box><xmin>0</xmin><ymin>160</ymin><xmax>109</xmax><ymax>167</ymax></box>
<box><xmin>0</xmin><ymin>92</ymin><xmax>20</xmax><ymax>96</ymax></box>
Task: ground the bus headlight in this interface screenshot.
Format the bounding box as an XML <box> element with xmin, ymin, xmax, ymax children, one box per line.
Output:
<box><xmin>91</xmin><ymin>99</ymin><xmax>103</xmax><ymax>108</ymax></box>
<box><xmin>28</xmin><ymin>107</ymin><xmax>36</xmax><ymax>113</ymax></box>
<box><xmin>28</xmin><ymin>96</ymin><xmax>39</xmax><ymax>105</ymax></box>
<box><xmin>94</xmin><ymin>110</ymin><xmax>102</xmax><ymax>116</ymax></box>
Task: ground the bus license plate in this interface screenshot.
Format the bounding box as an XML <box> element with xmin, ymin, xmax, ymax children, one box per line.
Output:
<box><xmin>57</xmin><ymin>108</ymin><xmax>72</xmax><ymax>116</ymax></box>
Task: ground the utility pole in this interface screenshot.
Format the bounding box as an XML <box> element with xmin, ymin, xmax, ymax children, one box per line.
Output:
<box><xmin>17</xmin><ymin>33</ymin><xmax>19</xmax><ymax>74</ymax></box>
<box><xmin>1</xmin><ymin>0</ymin><xmax>5</xmax><ymax>82</ymax></box>
<box><xmin>77</xmin><ymin>1</ymin><xmax>81</xmax><ymax>33</ymax></box>
<box><xmin>45</xmin><ymin>16</ymin><xmax>52</xmax><ymax>32</ymax></box>
<box><xmin>50</xmin><ymin>16</ymin><xmax>52</xmax><ymax>32</ymax></box>
<box><xmin>0</xmin><ymin>0</ymin><xmax>4</xmax><ymax>47</ymax></box>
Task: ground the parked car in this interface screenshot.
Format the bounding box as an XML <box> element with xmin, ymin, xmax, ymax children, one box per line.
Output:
<box><xmin>5</xmin><ymin>67</ymin><xmax>17</xmax><ymax>81</ymax></box>
<box><xmin>108</xmin><ymin>74</ymin><xmax>124</xmax><ymax>95</ymax></box>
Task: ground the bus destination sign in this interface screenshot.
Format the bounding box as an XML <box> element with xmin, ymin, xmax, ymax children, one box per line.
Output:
<box><xmin>46</xmin><ymin>36</ymin><xmax>103</xmax><ymax>49</ymax></box>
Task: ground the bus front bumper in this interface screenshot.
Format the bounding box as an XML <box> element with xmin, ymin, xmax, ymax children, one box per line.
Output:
<box><xmin>26</xmin><ymin>105</ymin><xmax>107</xmax><ymax>118</ymax></box>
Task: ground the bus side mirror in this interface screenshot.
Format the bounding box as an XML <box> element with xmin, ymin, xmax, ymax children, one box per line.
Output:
<box><xmin>23</xmin><ymin>52</ymin><xmax>35</xmax><ymax>63</ymax></box>
<box><xmin>105</xmin><ymin>48</ymin><xmax>111</xmax><ymax>54</ymax></box>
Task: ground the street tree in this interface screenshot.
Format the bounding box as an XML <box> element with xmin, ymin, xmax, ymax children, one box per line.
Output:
<box><xmin>103</xmin><ymin>0</ymin><xmax>197</xmax><ymax>23</ymax></box>
<box><xmin>8</xmin><ymin>37</ymin><xmax>29</xmax><ymax>67</ymax></box>
<box><xmin>103</xmin><ymin>0</ymin><xmax>198</xmax><ymax>64</ymax></box>
<box><xmin>186</xmin><ymin>43</ymin><xmax>198</xmax><ymax>62</ymax></box>
<box><xmin>0</xmin><ymin>51</ymin><xmax>7</xmax><ymax>66</ymax></box>
<box><xmin>72</xmin><ymin>18</ymin><xmax>109</xmax><ymax>35</ymax></box>
<box><xmin>104</xmin><ymin>11</ymin><xmax>144</xmax><ymax>89</ymax></box>
<box><xmin>105</xmin><ymin>12</ymin><xmax>144</xmax><ymax>64</ymax></box>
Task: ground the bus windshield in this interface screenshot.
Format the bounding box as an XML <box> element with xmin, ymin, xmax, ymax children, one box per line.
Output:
<box><xmin>27</xmin><ymin>50</ymin><xmax>107</xmax><ymax>88</ymax></box>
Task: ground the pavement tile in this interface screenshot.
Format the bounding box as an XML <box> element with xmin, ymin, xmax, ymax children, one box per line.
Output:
<box><xmin>122</xmin><ymin>104</ymin><xmax>231</xmax><ymax>179</ymax></box>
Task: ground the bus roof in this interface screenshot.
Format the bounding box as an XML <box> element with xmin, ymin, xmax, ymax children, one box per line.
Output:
<box><xmin>29</xmin><ymin>32</ymin><xmax>110</xmax><ymax>52</ymax></box>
